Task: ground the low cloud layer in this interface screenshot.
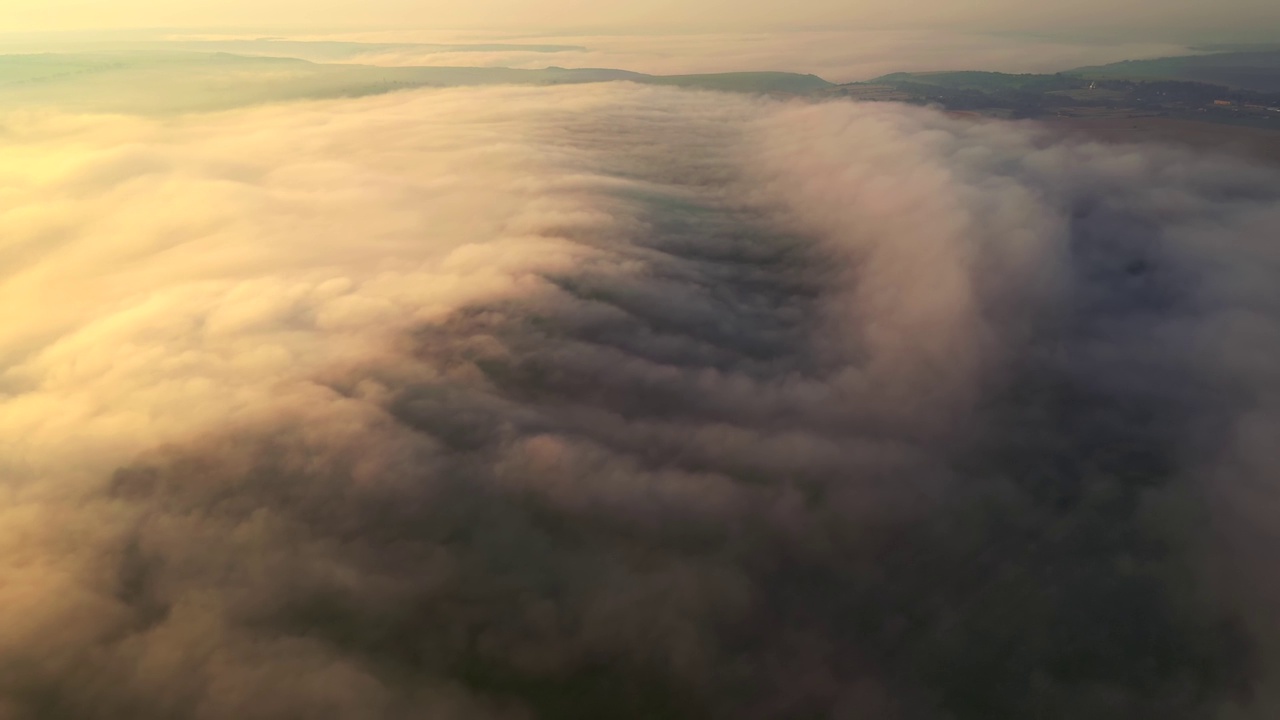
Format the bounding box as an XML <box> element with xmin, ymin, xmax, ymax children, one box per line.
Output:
<box><xmin>0</xmin><ymin>83</ymin><xmax>1278</xmax><ymax>719</ymax></box>
<box><xmin>317</xmin><ymin>31</ymin><xmax>1193</xmax><ymax>83</ymax></box>
<box><xmin>9</xmin><ymin>30</ymin><xmax>1192</xmax><ymax>83</ymax></box>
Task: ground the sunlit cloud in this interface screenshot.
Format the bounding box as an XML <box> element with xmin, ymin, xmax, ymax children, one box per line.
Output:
<box><xmin>0</xmin><ymin>80</ymin><xmax>1276</xmax><ymax>717</ymax></box>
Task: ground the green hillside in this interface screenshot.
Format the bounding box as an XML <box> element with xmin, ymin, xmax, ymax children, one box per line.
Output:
<box><xmin>1068</xmin><ymin>51</ymin><xmax>1280</xmax><ymax>92</ymax></box>
<box><xmin>871</xmin><ymin>70</ymin><xmax>1077</xmax><ymax>93</ymax></box>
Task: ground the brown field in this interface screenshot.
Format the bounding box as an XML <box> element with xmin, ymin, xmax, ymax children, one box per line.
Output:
<box><xmin>1039</xmin><ymin>116</ymin><xmax>1280</xmax><ymax>165</ymax></box>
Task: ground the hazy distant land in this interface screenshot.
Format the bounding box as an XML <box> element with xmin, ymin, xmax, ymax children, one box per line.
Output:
<box><xmin>0</xmin><ymin>43</ymin><xmax>1276</xmax><ymax>160</ymax></box>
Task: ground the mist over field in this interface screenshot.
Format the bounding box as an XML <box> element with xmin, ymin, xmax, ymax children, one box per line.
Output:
<box><xmin>0</xmin><ymin>75</ymin><xmax>1277</xmax><ymax>720</ymax></box>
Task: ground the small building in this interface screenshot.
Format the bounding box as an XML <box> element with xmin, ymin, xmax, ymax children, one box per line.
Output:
<box><xmin>1213</xmin><ymin>99</ymin><xmax>1233</xmax><ymax>106</ymax></box>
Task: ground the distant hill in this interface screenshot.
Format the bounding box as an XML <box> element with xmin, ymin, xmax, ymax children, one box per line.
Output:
<box><xmin>867</xmin><ymin>52</ymin><xmax>1280</xmax><ymax>96</ymax></box>
<box><xmin>0</xmin><ymin>52</ymin><xmax>831</xmax><ymax>113</ymax></box>
<box><xmin>870</xmin><ymin>71</ymin><xmax>1077</xmax><ymax>93</ymax></box>
<box><xmin>1068</xmin><ymin>51</ymin><xmax>1280</xmax><ymax>92</ymax></box>
<box><xmin>853</xmin><ymin>71</ymin><xmax>1086</xmax><ymax>118</ymax></box>
<box><xmin>846</xmin><ymin>64</ymin><xmax>1280</xmax><ymax>131</ymax></box>
<box><xmin>1191</xmin><ymin>43</ymin><xmax>1280</xmax><ymax>53</ymax></box>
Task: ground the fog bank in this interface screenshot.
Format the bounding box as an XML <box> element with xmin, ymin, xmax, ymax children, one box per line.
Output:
<box><xmin>0</xmin><ymin>84</ymin><xmax>1277</xmax><ymax>719</ymax></box>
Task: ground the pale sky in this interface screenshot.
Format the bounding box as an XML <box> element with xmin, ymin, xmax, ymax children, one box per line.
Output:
<box><xmin>4</xmin><ymin>0</ymin><xmax>1278</xmax><ymax>39</ymax></box>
